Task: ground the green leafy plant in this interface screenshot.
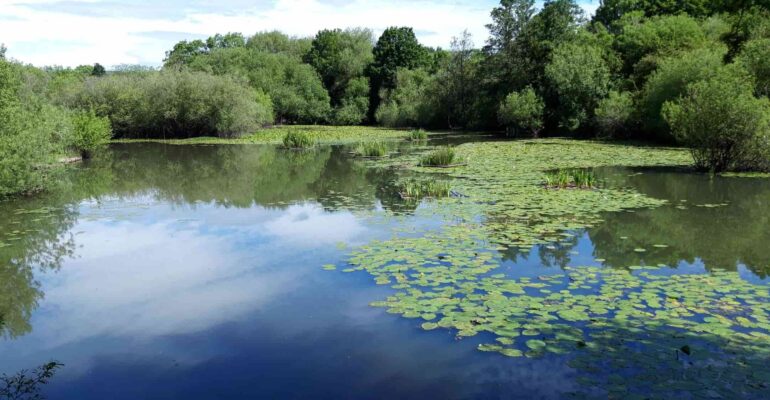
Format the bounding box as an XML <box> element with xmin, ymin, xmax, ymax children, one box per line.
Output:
<box><xmin>69</xmin><ymin>109</ymin><xmax>112</xmax><ymax>159</ymax></box>
<box><xmin>419</xmin><ymin>146</ymin><xmax>456</xmax><ymax>167</ymax></box>
<box><xmin>282</xmin><ymin>130</ymin><xmax>315</xmax><ymax>149</ymax></box>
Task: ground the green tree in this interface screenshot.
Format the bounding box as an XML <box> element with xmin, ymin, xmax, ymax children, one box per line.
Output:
<box><xmin>736</xmin><ymin>38</ymin><xmax>770</xmax><ymax>97</ymax></box>
<box><xmin>91</xmin><ymin>63</ymin><xmax>106</xmax><ymax>76</ymax></box>
<box><xmin>367</xmin><ymin>27</ymin><xmax>429</xmax><ymax>120</ymax></box>
<box><xmin>594</xmin><ymin>90</ymin><xmax>635</xmax><ymax>138</ymax></box>
<box><xmin>614</xmin><ymin>14</ymin><xmax>709</xmax><ymax>81</ymax></box>
<box><xmin>498</xmin><ymin>87</ymin><xmax>545</xmax><ymax>137</ymax></box>
<box><xmin>545</xmin><ymin>41</ymin><xmax>611</xmax><ymax>131</ymax></box>
<box><xmin>595</xmin><ymin>0</ymin><xmax>714</xmax><ymax>27</ymax></box>
<box><xmin>304</xmin><ymin>28</ymin><xmax>373</xmax><ymax>124</ymax></box>
<box><xmin>640</xmin><ymin>46</ymin><xmax>726</xmax><ymax>140</ymax></box>
<box><xmin>443</xmin><ymin>30</ymin><xmax>478</xmax><ymax>128</ymax></box>
<box><xmin>375</xmin><ymin>68</ymin><xmax>438</xmax><ymax>128</ymax></box>
<box><xmin>246</xmin><ymin>31</ymin><xmax>312</xmax><ymax>59</ymax></box>
<box><xmin>663</xmin><ymin>68</ymin><xmax>770</xmax><ymax>172</ymax></box>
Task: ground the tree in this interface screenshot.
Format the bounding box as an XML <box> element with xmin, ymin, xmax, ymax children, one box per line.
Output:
<box><xmin>304</xmin><ymin>28</ymin><xmax>373</xmax><ymax>124</ymax></box>
<box><xmin>69</xmin><ymin>109</ymin><xmax>112</xmax><ymax>158</ymax></box>
<box><xmin>367</xmin><ymin>27</ymin><xmax>429</xmax><ymax>120</ymax></box>
<box><xmin>639</xmin><ymin>46</ymin><xmax>726</xmax><ymax>140</ymax></box>
<box><xmin>444</xmin><ymin>30</ymin><xmax>477</xmax><ymax>127</ymax></box>
<box><xmin>595</xmin><ymin>0</ymin><xmax>714</xmax><ymax>27</ymax></box>
<box><xmin>614</xmin><ymin>14</ymin><xmax>709</xmax><ymax>81</ymax></box>
<box><xmin>0</xmin><ymin>44</ymin><xmax>6</xmax><ymax>60</ymax></box>
<box><xmin>546</xmin><ymin>41</ymin><xmax>611</xmax><ymax>131</ymax></box>
<box><xmin>594</xmin><ymin>90</ymin><xmax>635</xmax><ymax>138</ymax></box>
<box><xmin>91</xmin><ymin>63</ymin><xmax>106</xmax><ymax>76</ymax></box>
<box><xmin>375</xmin><ymin>68</ymin><xmax>438</xmax><ymax>128</ymax></box>
<box><xmin>663</xmin><ymin>68</ymin><xmax>770</xmax><ymax>172</ymax></box>
<box><xmin>498</xmin><ymin>87</ymin><xmax>545</xmax><ymax>137</ymax></box>
<box><xmin>736</xmin><ymin>38</ymin><xmax>770</xmax><ymax>97</ymax></box>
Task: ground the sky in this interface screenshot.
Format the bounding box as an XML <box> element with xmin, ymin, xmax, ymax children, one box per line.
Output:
<box><xmin>0</xmin><ymin>0</ymin><xmax>600</xmax><ymax>68</ymax></box>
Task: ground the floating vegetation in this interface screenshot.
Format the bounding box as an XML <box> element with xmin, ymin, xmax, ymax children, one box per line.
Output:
<box><xmin>354</xmin><ymin>141</ymin><xmax>388</xmax><ymax>158</ymax></box>
<box><xmin>330</xmin><ymin>139</ymin><xmax>770</xmax><ymax>396</ymax></box>
<box><xmin>419</xmin><ymin>146</ymin><xmax>459</xmax><ymax>167</ymax></box>
<box><xmin>406</xmin><ymin>129</ymin><xmax>428</xmax><ymax>141</ymax></box>
<box><xmin>543</xmin><ymin>169</ymin><xmax>597</xmax><ymax>189</ymax></box>
<box><xmin>282</xmin><ymin>130</ymin><xmax>315</xmax><ymax>149</ymax></box>
<box><xmin>398</xmin><ymin>179</ymin><xmax>450</xmax><ymax>200</ymax></box>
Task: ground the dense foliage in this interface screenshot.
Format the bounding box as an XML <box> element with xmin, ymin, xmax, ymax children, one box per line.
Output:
<box><xmin>2</xmin><ymin>0</ymin><xmax>770</xmax><ymax>197</ymax></box>
<box><xmin>62</xmin><ymin>70</ymin><xmax>272</xmax><ymax>138</ymax></box>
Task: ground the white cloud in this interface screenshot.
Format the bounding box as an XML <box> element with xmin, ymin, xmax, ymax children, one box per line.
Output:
<box><xmin>0</xmin><ymin>0</ymin><xmax>599</xmax><ymax>67</ymax></box>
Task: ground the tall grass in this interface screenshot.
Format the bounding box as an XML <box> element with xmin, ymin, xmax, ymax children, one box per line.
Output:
<box><xmin>543</xmin><ymin>169</ymin><xmax>597</xmax><ymax>189</ymax></box>
<box><xmin>406</xmin><ymin>129</ymin><xmax>428</xmax><ymax>141</ymax></box>
<box><xmin>399</xmin><ymin>179</ymin><xmax>450</xmax><ymax>199</ymax></box>
<box><xmin>354</xmin><ymin>141</ymin><xmax>388</xmax><ymax>157</ymax></box>
<box><xmin>419</xmin><ymin>146</ymin><xmax>456</xmax><ymax>166</ymax></box>
<box><xmin>282</xmin><ymin>130</ymin><xmax>315</xmax><ymax>149</ymax></box>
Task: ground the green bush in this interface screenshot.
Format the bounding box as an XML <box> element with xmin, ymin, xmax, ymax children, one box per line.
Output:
<box><xmin>63</xmin><ymin>70</ymin><xmax>273</xmax><ymax>138</ymax></box>
<box><xmin>498</xmin><ymin>87</ymin><xmax>545</xmax><ymax>137</ymax></box>
<box><xmin>1</xmin><ymin>60</ymin><xmax>68</xmax><ymax>196</ymax></box>
<box><xmin>282</xmin><ymin>130</ymin><xmax>315</xmax><ymax>149</ymax></box>
<box><xmin>420</xmin><ymin>146</ymin><xmax>456</xmax><ymax>167</ymax></box>
<box><xmin>594</xmin><ymin>91</ymin><xmax>635</xmax><ymax>138</ymax></box>
<box><xmin>70</xmin><ymin>109</ymin><xmax>112</xmax><ymax>159</ymax></box>
<box><xmin>662</xmin><ymin>70</ymin><xmax>770</xmax><ymax>172</ymax></box>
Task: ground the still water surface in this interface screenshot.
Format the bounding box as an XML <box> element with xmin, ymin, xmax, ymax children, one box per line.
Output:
<box><xmin>1</xmin><ymin>143</ymin><xmax>768</xmax><ymax>399</ymax></box>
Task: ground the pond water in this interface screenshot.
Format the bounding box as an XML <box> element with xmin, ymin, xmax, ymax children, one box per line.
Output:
<box><xmin>1</xmin><ymin>142</ymin><xmax>769</xmax><ymax>399</ymax></box>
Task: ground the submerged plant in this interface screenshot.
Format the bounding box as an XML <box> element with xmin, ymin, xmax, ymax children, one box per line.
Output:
<box><xmin>282</xmin><ymin>130</ymin><xmax>315</xmax><ymax>149</ymax></box>
<box><xmin>355</xmin><ymin>141</ymin><xmax>388</xmax><ymax>157</ymax></box>
<box><xmin>419</xmin><ymin>146</ymin><xmax>457</xmax><ymax>167</ymax></box>
<box><xmin>406</xmin><ymin>129</ymin><xmax>428</xmax><ymax>141</ymax></box>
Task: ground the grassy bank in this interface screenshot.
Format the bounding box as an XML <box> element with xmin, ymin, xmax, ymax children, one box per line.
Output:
<box><xmin>111</xmin><ymin>126</ymin><xmax>414</xmax><ymax>145</ymax></box>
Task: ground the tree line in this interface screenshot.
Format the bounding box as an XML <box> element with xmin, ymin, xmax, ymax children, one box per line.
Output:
<box><xmin>2</xmin><ymin>0</ymin><xmax>770</xmax><ymax>197</ymax></box>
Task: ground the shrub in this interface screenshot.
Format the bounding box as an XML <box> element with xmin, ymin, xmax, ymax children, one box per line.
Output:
<box><xmin>69</xmin><ymin>109</ymin><xmax>112</xmax><ymax>159</ymax></box>
<box><xmin>282</xmin><ymin>130</ymin><xmax>315</xmax><ymax>149</ymax></box>
<box><xmin>498</xmin><ymin>87</ymin><xmax>544</xmax><ymax>137</ymax></box>
<box><xmin>355</xmin><ymin>141</ymin><xmax>388</xmax><ymax>157</ymax></box>
<box><xmin>419</xmin><ymin>146</ymin><xmax>456</xmax><ymax>167</ymax></box>
<box><xmin>64</xmin><ymin>70</ymin><xmax>273</xmax><ymax>138</ymax></box>
<box><xmin>594</xmin><ymin>91</ymin><xmax>635</xmax><ymax>138</ymax></box>
<box><xmin>1</xmin><ymin>60</ymin><xmax>68</xmax><ymax>196</ymax></box>
<box><xmin>407</xmin><ymin>129</ymin><xmax>428</xmax><ymax>141</ymax></box>
<box><xmin>662</xmin><ymin>71</ymin><xmax>770</xmax><ymax>172</ymax></box>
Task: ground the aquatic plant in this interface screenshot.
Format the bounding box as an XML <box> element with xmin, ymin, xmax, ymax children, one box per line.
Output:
<box><xmin>282</xmin><ymin>130</ymin><xmax>315</xmax><ymax>149</ymax></box>
<box><xmin>543</xmin><ymin>169</ymin><xmax>571</xmax><ymax>188</ymax></box>
<box><xmin>419</xmin><ymin>146</ymin><xmax>457</xmax><ymax>167</ymax></box>
<box><xmin>571</xmin><ymin>169</ymin><xmax>597</xmax><ymax>188</ymax></box>
<box><xmin>543</xmin><ymin>169</ymin><xmax>597</xmax><ymax>189</ymax></box>
<box><xmin>355</xmin><ymin>141</ymin><xmax>388</xmax><ymax>157</ymax></box>
<box><xmin>399</xmin><ymin>179</ymin><xmax>450</xmax><ymax>199</ymax></box>
<box><xmin>406</xmin><ymin>129</ymin><xmax>428</xmax><ymax>141</ymax></box>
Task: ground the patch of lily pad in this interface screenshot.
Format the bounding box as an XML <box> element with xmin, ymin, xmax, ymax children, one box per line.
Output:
<box><xmin>337</xmin><ymin>139</ymin><xmax>770</xmax><ymax>397</ymax></box>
